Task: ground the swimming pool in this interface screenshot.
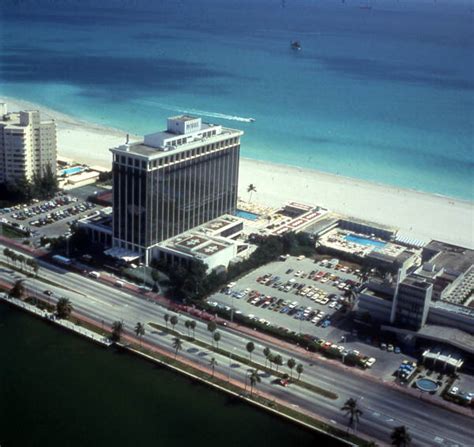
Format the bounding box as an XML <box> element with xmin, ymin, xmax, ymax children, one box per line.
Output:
<box><xmin>416</xmin><ymin>378</ymin><xmax>439</xmax><ymax>392</ymax></box>
<box><xmin>345</xmin><ymin>234</ymin><xmax>387</xmax><ymax>248</ymax></box>
<box><xmin>235</xmin><ymin>209</ymin><xmax>260</xmax><ymax>221</ymax></box>
<box><xmin>61</xmin><ymin>166</ymin><xmax>84</xmax><ymax>176</ymax></box>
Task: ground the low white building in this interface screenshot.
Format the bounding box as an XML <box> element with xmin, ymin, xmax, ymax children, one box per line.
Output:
<box><xmin>152</xmin><ymin>214</ymin><xmax>246</xmax><ymax>272</ymax></box>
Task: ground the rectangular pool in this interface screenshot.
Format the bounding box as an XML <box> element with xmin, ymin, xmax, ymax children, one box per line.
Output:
<box><xmin>235</xmin><ymin>209</ymin><xmax>260</xmax><ymax>221</ymax></box>
<box><xmin>345</xmin><ymin>234</ymin><xmax>387</xmax><ymax>248</ymax></box>
<box><xmin>61</xmin><ymin>166</ymin><xmax>84</xmax><ymax>176</ymax></box>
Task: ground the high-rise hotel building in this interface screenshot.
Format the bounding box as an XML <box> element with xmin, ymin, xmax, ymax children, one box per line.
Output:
<box><xmin>110</xmin><ymin>116</ymin><xmax>243</xmax><ymax>265</ymax></box>
<box><xmin>0</xmin><ymin>103</ymin><xmax>57</xmax><ymax>184</ymax></box>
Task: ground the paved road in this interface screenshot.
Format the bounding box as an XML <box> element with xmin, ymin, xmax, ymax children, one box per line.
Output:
<box><xmin>0</xmin><ymin>250</ymin><xmax>472</xmax><ymax>447</ymax></box>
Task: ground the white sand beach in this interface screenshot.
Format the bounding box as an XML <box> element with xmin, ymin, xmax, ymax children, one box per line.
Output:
<box><xmin>2</xmin><ymin>96</ymin><xmax>473</xmax><ymax>249</ymax></box>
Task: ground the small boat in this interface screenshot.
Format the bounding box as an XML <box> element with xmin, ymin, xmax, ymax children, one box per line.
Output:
<box><xmin>249</xmin><ymin>118</ymin><xmax>256</xmax><ymax>123</ymax></box>
<box><xmin>290</xmin><ymin>41</ymin><xmax>302</xmax><ymax>51</ymax></box>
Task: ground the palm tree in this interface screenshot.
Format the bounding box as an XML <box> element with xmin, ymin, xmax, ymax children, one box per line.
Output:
<box><xmin>185</xmin><ymin>320</ymin><xmax>191</xmax><ymax>337</ymax></box>
<box><xmin>151</xmin><ymin>268</ymin><xmax>160</xmax><ymax>292</ymax></box>
<box><xmin>209</xmin><ymin>357</ymin><xmax>217</xmax><ymax>378</ymax></box>
<box><xmin>267</xmin><ymin>353</ymin><xmax>275</xmax><ymax>370</ymax></box>
<box><xmin>111</xmin><ymin>321</ymin><xmax>124</xmax><ymax>342</ymax></box>
<box><xmin>345</xmin><ymin>288</ymin><xmax>358</xmax><ymax>306</ymax></box>
<box><xmin>170</xmin><ymin>315</ymin><xmax>178</xmax><ymax>332</ymax></box>
<box><xmin>246</xmin><ymin>341</ymin><xmax>255</xmax><ymax>362</ymax></box>
<box><xmin>10</xmin><ymin>251</ymin><xmax>18</xmax><ymax>267</ymax></box>
<box><xmin>296</xmin><ymin>363</ymin><xmax>304</xmax><ymax>380</ymax></box>
<box><xmin>189</xmin><ymin>320</ymin><xmax>196</xmax><ymax>339</ymax></box>
<box><xmin>358</xmin><ymin>265</ymin><xmax>372</xmax><ymax>284</ymax></box>
<box><xmin>263</xmin><ymin>347</ymin><xmax>271</xmax><ymax>367</ymax></box>
<box><xmin>164</xmin><ymin>313</ymin><xmax>170</xmax><ymax>329</ymax></box>
<box><xmin>287</xmin><ymin>358</ymin><xmax>296</xmax><ymax>379</ymax></box>
<box><xmin>134</xmin><ymin>322</ymin><xmax>145</xmax><ymax>346</ymax></box>
<box><xmin>56</xmin><ymin>297</ymin><xmax>73</xmax><ymax>319</ymax></box>
<box><xmin>391</xmin><ymin>426</ymin><xmax>411</xmax><ymax>447</ymax></box>
<box><xmin>17</xmin><ymin>254</ymin><xmax>25</xmax><ymax>272</ymax></box>
<box><xmin>247</xmin><ymin>183</ymin><xmax>257</xmax><ymax>202</ymax></box>
<box><xmin>9</xmin><ymin>279</ymin><xmax>24</xmax><ymax>299</ymax></box>
<box><xmin>207</xmin><ymin>321</ymin><xmax>217</xmax><ymax>344</ymax></box>
<box><xmin>3</xmin><ymin>248</ymin><xmax>11</xmax><ymax>265</ymax></box>
<box><xmin>248</xmin><ymin>369</ymin><xmax>261</xmax><ymax>395</ymax></box>
<box><xmin>207</xmin><ymin>321</ymin><xmax>217</xmax><ymax>334</ymax></box>
<box><xmin>28</xmin><ymin>257</ymin><xmax>37</xmax><ymax>272</ymax></box>
<box><xmin>31</xmin><ymin>259</ymin><xmax>39</xmax><ymax>277</ymax></box>
<box><xmin>273</xmin><ymin>354</ymin><xmax>283</xmax><ymax>373</ymax></box>
<box><xmin>213</xmin><ymin>331</ymin><xmax>221</xmax><ymax>349</ymax></box>
<box><xmin>341</xmin><ymin>398</ymin><xmax>363</xmax><ymax>432</ymax></box>
<box><xmin>172</xmin><ymin>336</ymin><xmax>183</xmax><ymax>358</ymax></box>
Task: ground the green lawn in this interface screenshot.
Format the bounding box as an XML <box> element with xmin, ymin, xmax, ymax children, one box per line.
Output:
<box><xmin>1</xmin><ymin>224</ymin><xmax>28</xmax><ymax>239</ymax></box>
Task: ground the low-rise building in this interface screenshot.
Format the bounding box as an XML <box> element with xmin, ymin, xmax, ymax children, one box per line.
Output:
<box><xmin>356</xmin><ymin>240</ymin><xmax>474</xmax><ymax>357</ymax></box>
<box><xmin>152</xmin><ymin>214</ymin><xmax>246</xmax><ymax>272</ymax></box>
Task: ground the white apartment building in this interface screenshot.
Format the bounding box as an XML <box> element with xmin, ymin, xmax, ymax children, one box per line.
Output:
<box><xmin>0</xmin><ymin>103</ymin><xmax>57</xmax><ymax>184</ymax></box>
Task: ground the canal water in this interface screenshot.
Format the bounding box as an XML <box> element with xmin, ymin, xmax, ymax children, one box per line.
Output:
<box><xmin>0</xmin><ymin>304</ymin><xmax>343</xmax><ymax>447</ymax></box>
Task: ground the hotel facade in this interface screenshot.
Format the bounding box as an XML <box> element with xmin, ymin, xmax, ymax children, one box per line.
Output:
<box><xmin>110</xmin><ymin>116</ymin><xmax>243</xmax><ymax>265</ymax></box>
<box><xmin>0</xmin><ymin>103</ymin><xmax>57</xmax><ymax>184</ymax></box>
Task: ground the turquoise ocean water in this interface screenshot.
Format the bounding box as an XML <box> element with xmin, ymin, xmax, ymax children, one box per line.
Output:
<box><xmin>0</xmin><ymin>0</ymin><xmax>473</xmax><ymax>200</ymax></box>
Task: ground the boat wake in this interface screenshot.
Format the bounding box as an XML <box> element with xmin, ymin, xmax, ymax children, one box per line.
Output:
<box><xmin>137</xmin><ymin>100</ymin><xmax>255</xmax><ymax>123</ymax></box>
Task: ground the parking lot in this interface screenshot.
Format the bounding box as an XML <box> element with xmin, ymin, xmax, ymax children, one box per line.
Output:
<box><xmin>210</xmin><ymin>255</ymin><xmax>360</xmax><ymax>335</ymax></box>
<box><xmin>0</xmin><ymin>192</ymin><xmax>101</xmax><ymax>241</ymax></box>
<box><xmin>450</xmin><ymin>373</ymin><xmax>474</xmax><ymax>404</ymax></box>
<box><xmin>209</xmin><ymin>255</ymin><xmax>417</xmax><ymax>377</ymax></box>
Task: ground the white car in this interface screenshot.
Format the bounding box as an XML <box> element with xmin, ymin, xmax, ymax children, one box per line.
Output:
<box><xmin>449</xmin><ymin>386</ymin><xmax>459</xmax><ymax>395</ymax></box>
<box><xmin>365</xmin><ymin>357</ymin><xmax>376</xmax><ymax>368</ymax></box>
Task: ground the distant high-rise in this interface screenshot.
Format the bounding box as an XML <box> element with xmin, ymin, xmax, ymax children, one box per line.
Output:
<box><xmin>0</xmin><ymin>103</ymin><xmax>57</xmax><ymax>184</ymax></box>
<box><xmin>110</xmin><ymin>115</ymin><xmax>243</xmax><ymax>264</ymax></box>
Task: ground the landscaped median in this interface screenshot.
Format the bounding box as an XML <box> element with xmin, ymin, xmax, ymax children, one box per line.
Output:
<box><xmin>147</xmin><ymin>321</ymin><xmax>338</xmax><ymax>400</ymax></box>
<box><xmin>0</xmin><ymin>257</ymin><xmax>82</xmax><ymax>296</ymax></box>
<box><xmin>0</xmin><ymin>282</ymin><xmax>372</xmax><ymax>447</ymax></box>
<box><xmin>118</xmin><ymin>340</ymin><xmax>364</xmax><ymax>447</ymax></box>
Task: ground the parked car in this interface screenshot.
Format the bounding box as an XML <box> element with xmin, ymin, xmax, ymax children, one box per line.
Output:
<box><xmin>365</xmin><ymin>357</ymin><xmax>377</xmax><ymax>368</ymax></box>
<box><xmin>449</xmin><ymin>386</ymin><xmax>459</xmax><ymax>395</ymax></box>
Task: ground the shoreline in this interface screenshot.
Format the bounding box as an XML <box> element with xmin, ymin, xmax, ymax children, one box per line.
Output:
<box><xmin>2</xmin><ymin>95</ymin><xmax>473</xmax><ymax>248</ymax></box>
<box><xmin>0</xmin><ymin>295</ymin><xmax>357</xmax><ymax>447</ymax></box>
